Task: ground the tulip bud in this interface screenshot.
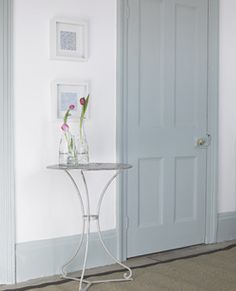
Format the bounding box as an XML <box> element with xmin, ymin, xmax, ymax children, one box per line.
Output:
<box><xmin>80</xmin><ymin>98</ymin><xmax>86</xmax><ymax>105</ymax></box>
<box><xmin>61</xmin><ymin>123</ymin><xmax>69</xmax><ymax>132</ymax></box>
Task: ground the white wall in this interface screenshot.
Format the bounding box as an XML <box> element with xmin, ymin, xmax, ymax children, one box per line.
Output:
<box><xmin>219</xmin><ymin>0</ymin><xmax>236</xmax><ymax>213</ymax></box>
<box><xmin>14</xmin><ymin>0</ymin><xmax>117</xmax><ymax>243</ymax></box>
<box><xmin>14</xmin><ymin>0</ymin><xmax>236</xmax><ymax>243</ymax></box>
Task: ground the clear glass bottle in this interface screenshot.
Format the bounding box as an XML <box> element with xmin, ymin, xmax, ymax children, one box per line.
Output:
<box><xmin>59</xmin><ymin>132</ymin><xmax>77</xmax><ymax>166</ymax></box>
<box><xmin>76</xmin><ymin>123</ymin><xmax>89</xmax><ymax>164</ymax></box>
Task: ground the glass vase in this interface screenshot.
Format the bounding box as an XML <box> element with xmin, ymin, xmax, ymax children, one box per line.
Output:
<box><xmin>76</xmin><ymin>123</ymin><xmax>89</xmax><ymax>164</ymax></box>
<box><xmin>59</xmin><ymin>132</ymin><xmax>77</xmax><ymax>166</ymax></box>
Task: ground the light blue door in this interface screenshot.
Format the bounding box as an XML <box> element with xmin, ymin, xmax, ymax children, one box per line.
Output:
<box><xmin>127</xmin><ymin>0</ymin><xmax>209</xmax><ymax>257</ymax></box>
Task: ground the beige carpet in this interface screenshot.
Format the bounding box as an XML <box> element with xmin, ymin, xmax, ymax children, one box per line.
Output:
<box><xmin>8</xmin><ymin>246</ymin><xmax>236</xmax><ymax>291</ymax></box>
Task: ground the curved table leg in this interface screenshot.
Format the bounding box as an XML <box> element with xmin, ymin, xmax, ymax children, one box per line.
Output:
<box><xmin>94</xmin><ymin>171</ymin><xmax>133</xmax><ymax>282</ymax></box>
<box><xmin>79</xmin><ymin>171</ymin><xmax>91</xmax><ymax>291</ymax></box>
<box><xmin>61</xmin><ymin>170</ymin><xmax>90</xmax><ymax>286</ymax></box>
<box><xmin>60</xmin><ymin>169</ymin><xmax>133</xmax><ymax>290</ymax></box>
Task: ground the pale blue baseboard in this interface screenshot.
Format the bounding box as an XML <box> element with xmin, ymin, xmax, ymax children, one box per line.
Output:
<box><xmin>16</xmin><ymin>230</ymin><xmax>117</xmax><ymax>283</ymax></box>
<box><xmin>16</xmin><ymin>212</ymin><xmax>236</xmax><ymax>283</ymax></box>
<box><xmin>217</xmin><ymin>211</ymin><xmax>236</xmax><ymax>242</ymax></box>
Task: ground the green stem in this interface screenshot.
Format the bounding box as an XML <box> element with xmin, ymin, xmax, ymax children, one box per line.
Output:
<box><xmin>80</xmin><ymin>117</ymin><xmax>83</xmax><ymax>139</ymax></box>
<box><xmin>64</xmin><ymin>109</ymin><xmax>71</xmax><ymax>124</ymax></box>
<box><xmin>64</xmin><ymin>132</ymin><xmax>74</xmax><ymax>155</ymax></box>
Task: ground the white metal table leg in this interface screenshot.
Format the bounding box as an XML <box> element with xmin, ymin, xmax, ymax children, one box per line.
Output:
<box><xmin>61</xmin><ymin>170</ymin><xmax>90</xmax><ymax>287</ymax></box>
<box><xmin>79</xmin><ymin>170</ymin><xmax>91</xmax><ymax>291</ymax></box>
<box><xmin>95</xmin><ymin>171</ymin><xmax>133</xmax><ymax>281</ymax></box>
<box><xmin>60</xmin><ymin>169</ymin><xmax>133</xmax><ymax>291</ymax></box>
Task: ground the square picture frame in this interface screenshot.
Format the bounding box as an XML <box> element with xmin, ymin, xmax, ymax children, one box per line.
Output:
<box><xmin>52</xmin><ymin>80</ymin><xmax>90</xmax><ymax>121</ymax></box>
<box><xmin>50</xmin><ymin>17</ymin><xmax>89</xmax><ymax>61</ymax></box>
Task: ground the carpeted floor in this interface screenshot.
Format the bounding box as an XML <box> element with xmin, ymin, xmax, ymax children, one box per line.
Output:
<box><xmin>7</xmin><ymin>245</ymin><xmax>236</xmax><ymax>291</ymax></box>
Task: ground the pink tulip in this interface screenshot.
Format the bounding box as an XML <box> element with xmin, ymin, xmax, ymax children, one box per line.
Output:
<box><xmin>80</xmin><ymin>98</ymin><xmax>86</xmax><ymax>105</ymax></box>
<box><xmin>61</xmin><ymin>123</ymin><xmax>69</xmax><ymax>132</ymax></box>
<box><xmin>69</xmin><ymin>104</ymin><xmax>75</xmax><ymax>110</ymax></box>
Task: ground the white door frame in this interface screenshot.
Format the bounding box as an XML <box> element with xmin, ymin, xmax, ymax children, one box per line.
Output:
<box><xmin>0</xmin><ymin>0</ymin><xmax>15</xmax><ymax>284</ymax></box>
<box><xmin>116</xmin><ymin>0</ymin><xmax>219</xmax><ymax>261</ymax></box>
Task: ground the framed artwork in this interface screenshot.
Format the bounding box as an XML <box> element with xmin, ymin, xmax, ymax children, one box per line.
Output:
<box><xmin>52</xmin><ymin>80</ymin><xmax>90</xmax><ymax>120</ymax></box>
<box><xmin>50</xmin><ymin>17</ymin><xmax>89</xmax><ymax>61</ymax></box>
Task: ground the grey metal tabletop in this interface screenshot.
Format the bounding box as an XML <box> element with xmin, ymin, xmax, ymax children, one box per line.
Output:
<box><xmin>47</xmin><ymin>163</ymin><xmax>132</xmax><ymax>171</ymax></box>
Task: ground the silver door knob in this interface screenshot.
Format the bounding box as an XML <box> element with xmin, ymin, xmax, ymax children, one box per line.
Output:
<box><xmin>196</xmin><ymin>134</ymin><xmax>211</xmax><ymax>148</ymax></box>
<box><xmin>197</xmin><ymin>138</ymin><xmax>206</xmax><ymax>146</ymax></box>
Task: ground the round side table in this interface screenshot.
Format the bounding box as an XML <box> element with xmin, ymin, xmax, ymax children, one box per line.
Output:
<box><xmin>47</xmin><ymin>163</ymin><xmax>133</xmax><ymax>291</ymax></box>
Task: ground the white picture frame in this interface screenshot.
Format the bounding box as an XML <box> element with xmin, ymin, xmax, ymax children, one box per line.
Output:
<box><xmin>52</xmin><ymin>80</ymin><xmax>90</xmax><ymax>121</ymax></box>
<box><xmin>50</xmin><ymin>17</ymin><xmax>89</xmax><ymax>61</ymax></box>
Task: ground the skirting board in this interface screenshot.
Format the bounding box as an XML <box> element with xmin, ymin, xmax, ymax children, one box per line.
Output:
<box><xmin>217</xmin><ymin>211</ymin><xmax>236</xmax><ymax>242</ymax></box>
<box><xmin>16</xmin><ymin>229</ymin><xmax>117</xmax><ymax>283</ymax></box>
<box><xmin>16</xmin><ymin>212</ymin><xmax>236</xmax><ymax>283</ymax></box>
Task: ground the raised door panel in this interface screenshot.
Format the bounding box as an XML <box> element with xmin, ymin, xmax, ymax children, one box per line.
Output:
<box><xmin>174</xmin><ymin>4</ymin><xmax>199</xmax><ymax>127</ymax></box>
<box><xmin>128</xmin><ymin>0</ymin><xmax>165</xmax><ymax>131</ymax></box>
<box><xmin>138</xmin><ymin>158</ymin><xmax>164</xmax><ymax>227</ymax></box>
<box><xmin>174</xmin><ymin>156</ymin><xmax>197</xmax><ymax>223</ymax></box>
<box><xmin>139</xmin><ymin>0</ymin><xmax>164</xmax><ymax>127</ymax></box>
<box><xmin>173</xmin><ymin>0</ymin><xmax>208</xmax><ymax>130</ymax></box>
